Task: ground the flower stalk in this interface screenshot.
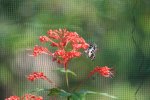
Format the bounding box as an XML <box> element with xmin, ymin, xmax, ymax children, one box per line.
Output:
<box><xmin>66</xmin><ymin>71</ymin><xmax>69</xmax><ymax>90</ymax></box>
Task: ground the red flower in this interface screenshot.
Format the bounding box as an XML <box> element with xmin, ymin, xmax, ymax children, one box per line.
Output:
<box><xmin>54</xmin><ymin>50</ymin><xmax>65</xmax><ymax>56</ymax></box>
<box><xmin>53</xmin><ymin>50</ymin><xmax>82</xmax><ymax>69</ymax></box>
<box><xmin>82</xmin><ymin>43</ymin><xmax>89</xmax><ymax>49</ymax></box>
<box><xmin>5</xmin><ymin>94</ymin><xmax>43</xmax><ymax>100</ymax></box>
<box><xmin>22</xmin><ymin>94</ymin><xmax>43</xmax><ymax>100</ymax></box>
<box><xmin>72</xmin><ymin>44</ymin><xmax>82</xmax><ymax>50</ymax></box>
<box><xmin>33</xmin><ymin>29</ymin><xmax>89</xmax><ymax>70</ymax></box>
<box><xmin>32</xmin><ymin>45</ymin><xmax>51</xmax><ymax>56</ymax></box>
<box><xmin>47</xmin><ymin>29</ymin><xmax>60</xmax><ymax>39</ymax></box>
<box><xmin>27</xmin><ymin>72</ymin><xmax>47</xmax><ymax>81</ymax></box>
<box><xmin>67</xmin><ymin>51</ymin><xmax>81</xmax><ymax>58</ymax></box>
<box><xmin>88</xmin><ymin>66</ymin><xmax>113</xmax><ymax>78</ymax></box>
<box><xmin>72</xmin><ymin>43</ymin><xmax>89</xmax><ymax>50</ymax></box>
<box><xmin>5</xmin><ymin>96</ymin><xmax>20</xmax><ymax>100</ymax></box>
<box><xmin>27</xmin><ymin>72</ymin><xmax>58</xmax><ymax>87</ymax></box>
<box><xmin>39</xmin><ymin>36</ymin><xmax>50</xmax><ymax>43</ymax></box>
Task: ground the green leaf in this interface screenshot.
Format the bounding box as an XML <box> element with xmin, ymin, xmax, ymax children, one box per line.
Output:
<box><xmin>48</xmin><ymin>88</ymin><xmax>71</xmax><ymax>97</ymax></box>
<box><xmin>28</xmin><ymin>88</ymin><xmax>50</xmax><ymax>93</ymax></box>
<box><xmin>48</xmin><ymin>88</ymin><xmax>61</xmax><ymax>96</ymax></box>
<box><xmin>55</xmin><ymin>68</ymin><xmax>77</xmax><ymax>77</ymax></box>
<box><xmin>71</xmin><ymin>90</ymin><xmax>118</xmax><ymax>99</ymax></box>
<box><xmin>99</xmin><ymin>93</ymin><xmax>118</xmax><ymax>99</ymax></box>
<box><xmin>71</xmin><ymin>93</ymin><xmax>85</xmax><ymax>100</ymax></box>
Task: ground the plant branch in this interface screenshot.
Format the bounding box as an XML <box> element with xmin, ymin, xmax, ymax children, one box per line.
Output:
<box><xmin>65</xmin><ymin>64</ymin><xmax>69</xmax><ymax>91</ymax></box>
<box><xmin>66</xmin><ymin>71</ymin><xmax>69</xmax><ymax>90</ymax></box>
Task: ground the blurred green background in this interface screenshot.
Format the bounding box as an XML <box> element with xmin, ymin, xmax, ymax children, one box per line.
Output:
<box><xmin>0</xmin><ymin>0</ymin><xmax>150</xmax><ymax>100</ymax></box>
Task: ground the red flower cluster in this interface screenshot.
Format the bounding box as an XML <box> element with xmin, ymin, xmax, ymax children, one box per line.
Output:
<box><xmin>88</xmin><ymin>66</ymin><xmax>113</xmax><ymax>78</ymax></box>
<box><xmin>27</xmin><ymin>72</ymin><xmax>57</xmax><ymax>87</ymax></box>
<box><xmin>5</xmin><ymin>94</ymin><xmax>43</xmax><ymax>100</ymax></box>
<box><xmin>22</xmin><ymin>94</ymin><xmax>43</xmax><ymax>100</ymax></box>
<box><xmin>27</xmin><ymin>72</ymin><xmax>47</xmax><ymax>81</ymax></box>
<box><xmin>5</xmin><ymin>96</ymin><xmax>20</xmax><ymax>100</ymax></box>
<box><xmin>32</xmin><ymin>45</ymin><xmax>51</xmax><ymax>57</ymax></box>
<box><xmin>33</xmin><ymin>29</ymin><xmax>89</xmax><ymax>69</ymax></box>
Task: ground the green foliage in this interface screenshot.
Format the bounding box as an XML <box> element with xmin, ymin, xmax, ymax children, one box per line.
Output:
<box><xmin>55</xmin><ymin>68</ymin><xmax>77</xmax><ymax>77</ymax></box>
<box><xmin>31</xmin><ymin>88</ymin><xmax>117</xmax><ymax>100</ymax></box>
<box><xmin>70</xmin><ymin>90</ymin><xmax>118</xmax><ymax>100</ymax></box>
<box><xmin>48</xmin><ymin>88</ymin><xmax>71</xmax><ymax>97</ymax></box>
<box><xmin>29</xmin><ymin>88</ymin><xmax>50</xmax><ymax>93</ymax></box>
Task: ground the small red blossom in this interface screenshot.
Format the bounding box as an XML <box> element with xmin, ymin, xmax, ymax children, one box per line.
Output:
<box><xmin>47</xmin><ymin>29</ymin><xmax>60</xmax><ymax>39</ymax></box>
<box><xmin>88</xmin><ymin>66</ymin><xmax>113</xmax><ymax>78</ymax></box>
<box><xmin>72</xmin><ymin>44</ymin><xmax>82</xmax><ymax>50</ymax></box>
<box><xmin>53</xmin><ymin>50</ymin><xmax>81</xmax><ymax>69</ymax></box>
<box><xmin>5</xmin><ymin>96</ymin><xmax>20</xmax><ymax>100</ymax></box>
<box><xmin>82</xmin><ymin>43</ymin><xmax>89</xmax><ymax>49</ymax></box>
<box><xmin>32</xmin><ymin>45</ymin><xmax>51</xmax><ymax>56</ymax></box>
<box><xmin>39</xmin><ymin>36</ymin><xmax>50</xmax><ymax>43</ymax></box>
<box><xmin>27</xmin><ymin>72</ymin><xmax>47</xmax><ymax>81</ymax></box>
<box><xmin>54</xmin><ymin>49</ymin><xmax>65</xmax><ymax>56</ymax></box>
<box><xmin>68</xmin><ymin>51</ymin><xmax>81</xmax><ymax>58</ymax></box>
<box><xmin>46</xmin><ymin>29</ymin><xmax>89</xmax><ymax>51</ymax></box>
<box><xmin>27</xmin><ymin>72</ymin><xmax>58</xmax><ymax>87</ymax></box>
<box><xmin>72</xmin><ymin>43</ymin><xmax>89</xmax><ymax>50</ymax></box>
<box><xmin>22</xmin><ymin>94</ymin><xmax>43</xmax><ymax>100</ymax></box>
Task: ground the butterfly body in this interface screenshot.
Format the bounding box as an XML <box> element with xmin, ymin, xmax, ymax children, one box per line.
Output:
<box><xmin>84</xmin><ymin>43</ymin><xmax>97</xmax><ymax>60</ymax></box>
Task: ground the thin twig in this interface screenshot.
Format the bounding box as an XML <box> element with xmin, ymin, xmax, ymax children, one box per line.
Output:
<box><xmin>134</xmin><ymin>80</ymin><xmax>144</xmax><ymax>100</ymax></box>
<box><xmin>131</xmin><ymin>0</ymin><xmax>145</xmax><ymax>100</ymax></box>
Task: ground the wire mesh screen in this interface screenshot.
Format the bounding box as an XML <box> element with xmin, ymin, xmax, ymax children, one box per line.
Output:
<box><xmin>0</xmin><ymin>0</ymin><xmax>150</xmax><ymax>100</ymax></box>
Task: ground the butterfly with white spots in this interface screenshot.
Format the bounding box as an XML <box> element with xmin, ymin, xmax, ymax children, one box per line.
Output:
<box><xmin>84</xmin><ymin>43</ymin><xmax>97</xmax><ymax>60</ymax></box>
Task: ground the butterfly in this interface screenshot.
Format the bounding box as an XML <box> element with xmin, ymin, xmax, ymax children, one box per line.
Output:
<box><xmin>84</xmin><ymin>43</ymin><xmax>97</xmax><ymax>60</ymax></box>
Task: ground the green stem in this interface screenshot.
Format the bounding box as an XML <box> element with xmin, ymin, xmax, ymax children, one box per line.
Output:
<box><xmin>65</xmin><ymin>70</ymin><xmax>69</xmax><ymax>90</ymax></box>
<box><xmin>65</xmin><ymin>63</ymin><xmax>69</xmax><ymax>90</ymax></box>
